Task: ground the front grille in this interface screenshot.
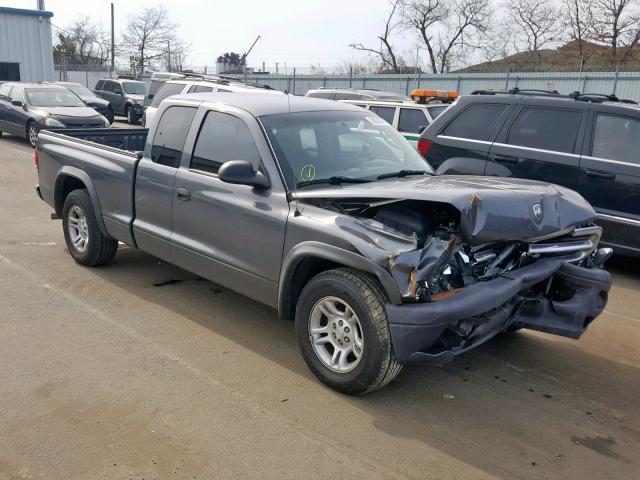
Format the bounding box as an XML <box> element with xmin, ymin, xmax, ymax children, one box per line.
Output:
<box><xmin>527</xmin><ymin>225</ymin><xmax>601</xmax><ymax>262</ymax></box>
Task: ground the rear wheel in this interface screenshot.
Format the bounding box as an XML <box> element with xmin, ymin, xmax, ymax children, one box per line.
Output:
<box><xmin>27</xmin><ymin>122</ymin><xmax>38</xmax><ymax>147</ymax></box>
<box><xmin>295</xmin><ymin>268</ymin><xmax>402</xmax><ymax>395</ymax></box>
<box><xmin>126</xmin><ymin>105</ymin><xmax>137</xmax><ymax>125</ymax></box>
<box><xmin>62</xmin><ymin>189</ymin><xmax>118</xmax><ymax>267</ymax></box>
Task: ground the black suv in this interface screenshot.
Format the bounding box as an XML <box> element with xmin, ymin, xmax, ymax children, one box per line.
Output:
<box><xmin>418</xmin><ymin>90</ymin><xmax>640</xmax><ymax>256</ymax></box>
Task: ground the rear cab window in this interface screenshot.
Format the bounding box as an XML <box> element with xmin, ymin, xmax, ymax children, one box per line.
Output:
<box><xmin>441</xmin><ymin>103</ymin><xmax>509</xmax><ymax>141</ymax></box>
<box><xmin>507</xmin><ymin>107</ymin><xmax>581</xmax><ymax>153</ymax></box>
<box><xmin>150</xmin><ymin>106</ymin><xmax>198</xmax><ymax>168</ymax></box>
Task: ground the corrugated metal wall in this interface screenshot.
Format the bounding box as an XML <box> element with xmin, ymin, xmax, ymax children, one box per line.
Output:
<box><xmin>0</xmin><ymin>11</ymin><xmax>54</xmax><ymax>81</ymax></box>
<box><xmin>229</xmin><ymin>71</ymin><xmax>640</xmax><ymax>101</ymax></box>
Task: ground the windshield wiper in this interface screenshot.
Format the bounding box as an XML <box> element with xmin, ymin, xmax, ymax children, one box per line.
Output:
<box><xmin>297</xmin><ymin>176</ymin><xmax>372</xmax><ymax>188</ymax></box>
<box><xmin>377</xmin><ymin>170</ymin><xmax>432</xmax><ymax>180</ymax></box>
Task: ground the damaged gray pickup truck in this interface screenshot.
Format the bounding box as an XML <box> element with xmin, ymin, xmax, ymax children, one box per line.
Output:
<box><xmin>35</xmin><ymin>93</ymin><xmax>612</xmax><ymax>394</ymax></box>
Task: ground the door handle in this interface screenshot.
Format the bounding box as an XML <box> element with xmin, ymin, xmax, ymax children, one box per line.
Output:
<box><xmin>586</xmin><ymin>169</ymin><xmax>616</xmax><ymax>180</ymax></box>
<box><xmin>491</xmin><ymin>154</ymin><xmax>519</xmax><ymax>164</ymax></box>
<box><xmin>176</xmin><ymin>188</ymin><xmax>191</xmax><ymax>201</ymax></box>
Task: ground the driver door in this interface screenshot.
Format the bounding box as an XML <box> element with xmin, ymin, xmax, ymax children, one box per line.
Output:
<box><xmin>170</xmin><ymin>107</ymin><xmax>289</xmax><ymax>307</ymax></box>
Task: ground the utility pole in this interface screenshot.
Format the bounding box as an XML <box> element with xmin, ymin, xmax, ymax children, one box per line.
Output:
<box><xmin>110</xmin><ymin>3</ymin><xmax>115</xmax><ymax>76</ymax></box>
<box><xmin>167</xmin><ymin>40</ymin><xmax>171</xmax><ymax>72</ymax></box>
<box><xmin>275</xmin><ymin>62</ymin><xmax>279</xmax><ymax>74</ymax></box>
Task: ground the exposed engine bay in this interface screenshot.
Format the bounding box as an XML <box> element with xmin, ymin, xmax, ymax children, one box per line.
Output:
<box><xmin>301</xmin><ymin>197</ymin><xmax>607</xmax><ymax>304</ymax></box>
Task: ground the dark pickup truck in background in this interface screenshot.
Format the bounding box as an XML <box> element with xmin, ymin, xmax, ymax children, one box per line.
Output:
<box><xmin>35</xmin><ymin>93</ymin><xmax>612</xmax><ymax>394</ymax></box>
<box><xmin>418</xmin><ymin>90</ymin><xmax>640</xmax><ymax>256</ymax></box>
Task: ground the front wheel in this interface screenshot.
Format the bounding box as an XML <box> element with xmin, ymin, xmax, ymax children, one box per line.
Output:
<box><xmin>27</xmin><ymin>122</ymin><xmax>38</xmax><ymax>147</ymax></box>
<box><xmin>295</xmin><ymin>268</ymin><xmax>402</xmax><ymax>395</ymax></box>
<box><xmin>106</xmin><ymin>107</ymin><xmax>114</xmax><ymax>124</ymax></box>
<box><xmin>62</xmin><ymin>189</ymin><xmax>118</xmax><ymax>266</ymax></box>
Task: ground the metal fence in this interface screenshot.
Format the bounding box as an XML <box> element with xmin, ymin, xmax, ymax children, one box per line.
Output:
<box><xmin>54</xmin><ymin>66</ymin><xmax>110</xmax><ymax>89</ymax></box>
<box><xmin>225</xmin><ymin>70</ymin><xmax>640</xmax><ymax>101</ymax></box>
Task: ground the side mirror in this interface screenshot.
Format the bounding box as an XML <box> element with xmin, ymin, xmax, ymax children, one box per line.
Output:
<box><xmin>418</xmin><ymin>125</ymin><xmax>427</xmax><ymax>134</ymax></box>
<box><xmin>218</xmin><ymin>160</ymin><xmax>270</xmax><ymax>189</ymax></box>
<box><xmin>114</xmin><ymin>89</ymin><xmax>123</xmax><ymax>95</ymax></box>
<box><xmin>11</xmin><ymin>100</ymin><xmax>23</xmax><ymax>107</ymax></box>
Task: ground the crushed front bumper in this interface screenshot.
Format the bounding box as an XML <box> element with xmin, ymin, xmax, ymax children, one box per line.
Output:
<box><xmin>386</xmin><ymin>255</ymin><xmax>612</xmax><ymax>365</ymax></box>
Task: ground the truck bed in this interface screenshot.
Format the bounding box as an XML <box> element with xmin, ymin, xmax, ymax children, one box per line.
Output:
<box><xmin>36</xmin><ymin>128</ymin><xmax>150</xmax><ymax>247</ymax></box>
<box><xmin>44</xmin><ymin>128</ymin><xmax>148</xmax><ymax>152</ymax></box>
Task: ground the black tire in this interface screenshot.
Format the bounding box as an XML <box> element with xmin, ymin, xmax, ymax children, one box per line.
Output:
<box><xmin>295</xmin><ymin>268</ymin><xmax>402</xmax><ymax>395</ymax></box>
<box><xmin>27</xmin><ymin>121</ymin><xmax>38</xmax><ymax>148</ymax></box>
<box><xmin>126</xmin><ymin>105</ymin><xmax>137</xmax><ymax>125</ymax></box>
<box><xmin>62</xmin><ymin>189</ymin><xmax>118</xmax><ymax>267</ymax></box>
<box><xmin>0</xmin><ymin>130</ymin><xmax>3</xmax><ymax>138</ymax></box>
<box><xmin>106</xmin><ymin>107</ymin><xmax>114</xmax><ymax>124</ymax></box>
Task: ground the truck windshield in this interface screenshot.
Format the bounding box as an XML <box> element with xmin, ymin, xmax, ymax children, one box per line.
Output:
<box><xmin>122</xmin><ymin>82</ymin><xmax>147</xmax><ymax>95</ymax></box>
<box><xmin>25</xmin><ymin>89</ymin><xmax>86</xmax><ymax>107</ymax></box>
<box><xmin>259</xmin><ymin>110</ymin><xmax>433</xmax><ymax>188</ymax></box>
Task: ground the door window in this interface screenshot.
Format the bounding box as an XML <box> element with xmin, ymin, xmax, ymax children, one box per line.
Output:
<box><xmin>9</xmin><ymin>87</ymin><xmax>24</xmax><ymax>103</ymax></box>
<box><xmin>592</xmin><ymin>114</ymin><xmax>640</xmax><ymax>164</ymax></box>
<box><xmin>398</xmin><ymin>108</ymin><xmax>429</xmax><ymax>133</ymax></box>
<box><xmin>94</xmin><ymin>80</ymin><xmax>104</xmax><ymax>90</ymax></box>
<box><xmin>190</xmin><ymin>111</ymin><xmax>260</xmax><ymax>175</ymax></box>
<box><xmin>369</xmin><ymin>106</ymin><xmax>395</xmax><ymax>125</ymax></box>
<box><xmin>0</xmin><ymin>84</ymin><xmax>12</xmax><ymax>100</ymax></box>
<box><xmin>508</xmin><ymin>107</ymin><xmax>581</xmax><ymax>153</ymax></box>
<box><xmin>427</xmin><ymin>105</ymin><xmax>448</xmax><ymax>119</ymax></box>
<box><xmin>150</xmin><ymin>106</ymin><xmax>197</xmax><ymax>168</ymax></box>
<box><xmin>193</xmin><ymin>85</ymin><xmax>213</xmax><ymax>93</ymax></box>
<box><xmin>442</xmin><ymin>103</ymin><xmax>508</xmax><ymax>141</ymax></box>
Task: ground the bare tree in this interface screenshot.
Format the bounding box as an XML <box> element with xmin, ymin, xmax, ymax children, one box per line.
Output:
<box><xmin>506</xmin><ymin>0</ymin><xmax>564</xmax><ymax>67</ymax></box>
<box><xmin>404</xmin><ymin>0</ymin><xmax>490</xmax><ymax>73</ymax></box>
<box><xmin>565</xmin><ymin>0</ymin><xmax>596</xmax><ymax>65</ymax></box>
<box><xmin>350</xmin><ymin>0</ymin><xmax>404</xmax><ymax>73</ymax></box>
<box><xmin>53</xmin><ymin>16</ymin><xmax>110</xmax><ymax>66</ymax></box>
<box><xmin>121</xmin><ymin>5</ymin><xmax>182</xmax><ymax>72</ymax></box>
<box><xmin>590</xmin><ymin>0</ymin><xmax>640</xmax><ymax>64</ymax></box>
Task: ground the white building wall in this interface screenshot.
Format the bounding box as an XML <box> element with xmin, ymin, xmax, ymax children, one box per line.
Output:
<box><xmin>0</xmin><ymin>8</ymin><xmax>54</xmax><ymax>81</ymax></box>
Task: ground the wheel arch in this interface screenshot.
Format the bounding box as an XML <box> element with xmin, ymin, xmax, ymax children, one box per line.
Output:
<box><xmin>278</xmin><ymin>242</ymin><xmax>402</xmax><ymax>320</ymax></box>
<box><xmin>54</xmin><ymin>167</ymin><xmax>109</xmax><ymax>237</ymax></box>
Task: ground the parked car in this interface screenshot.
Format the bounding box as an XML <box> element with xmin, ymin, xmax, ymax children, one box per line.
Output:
<box><xmin>35</xmin><ymin>93</ymin><xmax>611</xmax><ymax>394</ymax></box>
<box><xmin>92</xmin><ymin>78</ymin><xmax>147</xmax><ymax>124</ymax></box>
<box><xmin>143</xmin><ymin>71</ymin><xmax>189</xmax><ymax>107</ymax></box>
<box><xmin>49</xmin><ymin>81</ymin><xmax>114</xmax><ymax>123</ymax></box>
<box><xmin>306</xmin><ymin>88</ymin><xmax>409</xmax><ymax>101</ymax></box>
<box><xmin>0</xmin><ymin>82</ymin><xmax>110</xmax><ymax>147</ymax></box>
<box><xmin>418</xmin><ymin>89</ymin><xmax>640</xmax><ymax>256</ymax></box>
<box><xmin>341</xmin><ymin>90</ymin><xmax>455</xmax><ymax>147</ymax></box>
<box><xmin>142</xmin><ymin>78</ymin><xmax>283</xmax><ymax>126</ymax></box>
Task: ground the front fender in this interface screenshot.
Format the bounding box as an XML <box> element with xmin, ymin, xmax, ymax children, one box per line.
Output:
<box><xmin>54</xmin><ymin>166</ymin><xmax>108</xmax><ymax>236</ymax></box>
<box><xmin>278</xmin><ymin>241</ymin><xmax>403</xmax><ymax>319</ymax></box>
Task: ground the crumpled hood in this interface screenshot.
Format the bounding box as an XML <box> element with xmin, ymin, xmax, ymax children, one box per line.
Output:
<box><xmin>35</xmin><ymin>106</ymin><xmax>103</xmax><ymax>118</ymax></box>
<box><xmin>292</xmin><ymin>175</ymin><xmax>597</xmax><ymax>245</ymax></box>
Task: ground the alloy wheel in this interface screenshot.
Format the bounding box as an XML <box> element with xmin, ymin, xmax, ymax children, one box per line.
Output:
<box><xmin>67</xmin><ymin>205</ymin><xmax>89</xmax><ymax>253</ymax></box>
<box><xmin>308</xmin><ymin>296</ymin><xmax>364</xmax><ymax>373</ymax></box>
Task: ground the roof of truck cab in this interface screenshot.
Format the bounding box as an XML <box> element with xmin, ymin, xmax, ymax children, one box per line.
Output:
<box><xmin>170</xmin><ymin>92</ymin><xmax>365</xmax><ymax>116</ymax></box>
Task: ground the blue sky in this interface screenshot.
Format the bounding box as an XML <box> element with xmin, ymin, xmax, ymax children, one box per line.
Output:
<box><xmin>4</xmin><ymin>0</ymin><xmax>419</xmax><ymax>71</ymax></box>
